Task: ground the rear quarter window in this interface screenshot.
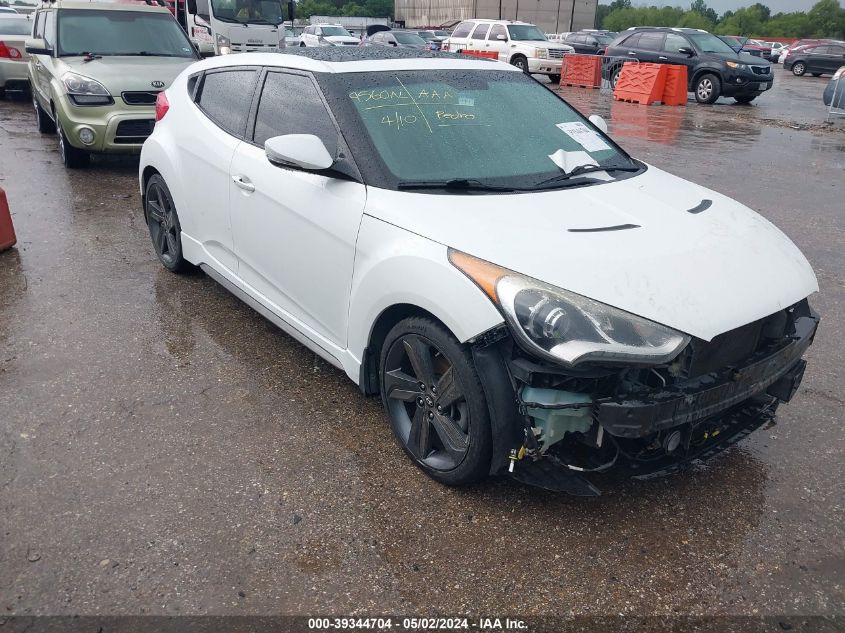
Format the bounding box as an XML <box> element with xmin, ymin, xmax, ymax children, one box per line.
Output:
<box><xmin>195</xmin><ymin>68</ymin><xmax>258</xmax><ymax>138</ymax></box>
<box><xmin>450</xmin><ymin>22</ymin><xmax>474</xmax><ymax>39</ymax></box>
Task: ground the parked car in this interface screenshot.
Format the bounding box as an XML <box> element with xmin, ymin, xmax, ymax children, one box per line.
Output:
<box><xmin>443</xmin><ymin>19</ymin><xmax>573</xmax><ymax>83</ymax></box>
<box><xmin>417</xmin><ymin>30</ymin><xmax>449</xmax><ymax>42</ymax></box>
<box><xmin>366</xmin><ymin>30</ymin><xmax>428</xmax><ymax>49</ymax></box>
<box><xmin>0</xmin><ymin>6</ymin><xmax>18</xmax><ymax>13</ymax></box>
<box><xmin>562</xmin><ymin>31</ymin><xmax>614</xmax><ymax>55</ymax></box>
<box><xmin>718</xmin><ymin>35</ymin><xmax>770</xmax><ymax>58</ymax></box>
<box><xmin>766</xmin><ymin>41</ymin><xmax>786</xmax><ymax>61</ymax></box>
<box><xmin>0</xmin><ymin>13</ymin><xmax>32</xmax><ymax>98</ymax></box>
<box><xmin>26</xmin><ymin>0</ymin><xmax>199</xmax><ymax>168</ymax></box>
<box><xmin>823</xmin><ymin>66</ymin><xmax>845</xmax><ymax>109</ymax></box>
<box><xmin>298</xmin><ymin>24</ymin><xmax>359</xmax><ymax>47</ymax></box>
<box><xmin>606</xmin><ymin>27</ymin><xmax>773</xmax><ymax>104</ymax></box>
<box><xmin>785</xmin><ymin>42</ymin><xmax>845</xmax><ymax>77</ymax></box>
<box><xmin>139</xmin><ymin>48</ymin><xmax>818</xmax><ymax>493</ymax></box>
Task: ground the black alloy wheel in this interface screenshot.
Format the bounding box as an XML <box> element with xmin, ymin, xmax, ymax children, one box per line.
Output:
<box><xmin>145</xmin><ymin>174</ymin><xmax>190</xmax><ymax>273</ymax></box>
<box><xmin>380</xmin><ymin>317</ymin><xmax>491</xmax><ymax>485</ymax></box>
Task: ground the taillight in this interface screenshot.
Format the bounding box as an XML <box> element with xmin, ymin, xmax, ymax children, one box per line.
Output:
<box><xmin>0</xmin><ymin>41</ymin><xmax>22</xmax><ymax>59</ymax></box>
<box><xmin>155</xmin><ymin>90</ymin><xmax>169</xmax><ymax>122</ymax></box>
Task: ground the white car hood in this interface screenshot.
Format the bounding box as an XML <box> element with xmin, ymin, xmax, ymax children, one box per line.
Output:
<box><xmin>325</xmin><ymin>35</ymin><xmax>359</xmax><ymax>45</ymax></box>
<box><xmin>364</xmin><ymin>165</ymin><xmax>818</xmax><ymax>341</ymax></box>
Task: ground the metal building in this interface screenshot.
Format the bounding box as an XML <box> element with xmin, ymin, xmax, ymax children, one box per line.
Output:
<box><xmin>395</xmin><ymin>0</ymin><xmax>598</xmax><ymax>34</ymax></box>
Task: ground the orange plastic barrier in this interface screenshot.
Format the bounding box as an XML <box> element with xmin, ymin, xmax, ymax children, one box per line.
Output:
<box><xmin>561</xmin><ymin>54</ymin><xmax>601</xmax><ymax>88</ymax></box>
<box><xmin>461</xmin><ymin>50</ymin><xmax>498</xmax><ymax>60</ymax></box>
<box><xmin>661</xmin><ymin>65</ymin><xmax>689</xmax><ymax>106</ymax></box>
<box><xmin>0</xmin><ymin>187</ymin><xmax>16</xmax><ymax>252</ymax></box>
<box><xmin>613</xmin><ymin>62</ymin><xmax>667</xmax><ymax>105</ymax></box>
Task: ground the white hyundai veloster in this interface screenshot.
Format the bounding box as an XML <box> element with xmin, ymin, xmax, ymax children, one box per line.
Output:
<box><xmin>139</xmin><ymin>48</ymin><xmax>819</xmax><ymax>495</ymax></box>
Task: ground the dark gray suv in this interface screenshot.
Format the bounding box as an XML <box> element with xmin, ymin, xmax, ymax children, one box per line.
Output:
<box><xmin>606</xmin><ymin>27</ymin><xmax>774</xmax><ymax>104</ymax></box>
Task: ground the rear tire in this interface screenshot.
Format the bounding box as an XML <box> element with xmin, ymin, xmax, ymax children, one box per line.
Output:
<box><xmin>57</xmin><ymin>119</ymin><xmax>89</xmax><ymax>168</ymax></box>
<box><xmin>610</xmin><ymin>66</ymin><xmax>622</xmax><ymax>89</ymax></box>
<box><xmin>549</xmin><ymin>73</ymin><xmax>561</xmax><ymax>84</ymax></box>
<box><xmin>34</xmin><ymin>97</ymin><xmax>55</xmax><ymax>134</ymax></box>
<box><xmin>379</xmin><ymin>317</ymin><xmax>492</xmax><ymax>486</ymax></box>
<box><xmin>792</xmin><ymin>62</ymin><xmax>806</xmax><ymax>76</ymax></box>
<box><xmin>145</xmin><ymin>174</ymin><xmax>192</xmax><ymax>274</ymax></box>
<box><xmin>694</xmin><ymin>73</ymin><xmax>721</xmax><ymax>104</ymax></box>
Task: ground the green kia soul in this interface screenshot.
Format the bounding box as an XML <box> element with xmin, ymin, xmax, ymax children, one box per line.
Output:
<box><xmin>26</xmin><ymin>0</ymin><xmax>199</xmax><ymax>167</ymax></box>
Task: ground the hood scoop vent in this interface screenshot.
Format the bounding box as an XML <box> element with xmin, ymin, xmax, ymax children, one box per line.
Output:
<box><xmin>568</xmin><ymin>223</ymin><xmax>640</xmax><ymax>233</ymax></box>
<box><xmin>687</xmin><ymin>199</ymin><xmax>713</xmax><ymax>214</ymax></box>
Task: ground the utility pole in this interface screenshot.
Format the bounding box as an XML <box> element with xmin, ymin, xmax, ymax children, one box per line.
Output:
<box><xmin>568</xmin><ymin>0</ymin><xmax>577</xmax><ymax>31</ymax></box>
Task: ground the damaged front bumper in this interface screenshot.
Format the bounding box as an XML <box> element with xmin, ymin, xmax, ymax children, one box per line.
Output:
<box><xmin>478</xmin><ymin>302</ymin><xmax>819</xmax><ymax>495</ymax></box>
<box><xmin>596</xmin><ymin>309</ymin><xmax>818</xmax><ymax>438</ymax></box>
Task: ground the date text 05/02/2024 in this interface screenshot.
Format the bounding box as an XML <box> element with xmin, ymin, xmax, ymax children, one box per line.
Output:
<box><xmin>307</xmin><ymin>617</ymin><xmax>528</xmax><ymax>630</ymax></box>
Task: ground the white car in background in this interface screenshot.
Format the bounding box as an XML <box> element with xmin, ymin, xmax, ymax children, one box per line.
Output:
<box><xmin>139</xmin><ymin>49</ymin><xmax>819</xmax><ymax>495</ymax></box>
<box><xmin>443</xmin><ymin>19</ymin><xmax>574</xmax><ymax>82</ymax></box>
<box><xmin>298</xmin><ymin>24</ymin><xmax>359</xmax><ymax>47</ymax></box>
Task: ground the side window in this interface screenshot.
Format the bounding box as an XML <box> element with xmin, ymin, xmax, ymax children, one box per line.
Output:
<box><xmin>451</xmin><ymin>22</ymin><xmax>474</xmax><ymax>39</ymax></box>
<box><xmin>33</xmin><ymin>11</ymin><xmax>43</xmax><ymax>38</ymax></box>
<box><xmin>638</xmin><ymin>32</ymin><xmax>665</xmax><ymax>51</ymax></box>
<box><xmin>662</xmin><ymin>33</ymin><xmax>687</xmax><ymax>52</ymax></box>
<box><xmin>43</xmin><ymin>10</ymin><xmax>55</xmax><ymax>47</ymax></box>
<box><xmin>829</xmin><ymin>46</ymin><xmax>845</xmax><ymax>55</ymax></box>
<box><xmin>196</xmin><ymin>69</ymin><xmax>257</xmax><ymax>137</ymax></box>
<box><xmin>810</xmin><ymin>46</ymin><xmax>827</xmax><ymax>54</ymax></box>
<box><xmin>622</xmin><ymin>33</ymin><xmax>641</xmax><ymax>48</ymax></box>
<box><xmin>471</xmin><ymin>24</ymin><xmax>489</xmax><ymax>40</ymax></box>
<box><xmin>489</xmin><ymin>24</ymin><xmax>506</xmax><ymax>40</ymax></box>
<box><xmin>586</xmin><ymin>37</ymin><xmax>597</xmax><ymax>46</ymax></box>
<box><xmin>252</xmin><ymin>71</ymin><xmax>338</xmax><ymax>158</ymax></box>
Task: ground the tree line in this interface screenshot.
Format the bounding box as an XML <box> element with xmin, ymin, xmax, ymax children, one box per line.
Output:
<box><xmin>596</xmin><ymin>0</ymin><xmax>845</xmax><ymax>39</ymax></box>
<box><xmin>295</xmin><ymin>0</ymin><xmax>393</xmax><ymax>20</ymax></box>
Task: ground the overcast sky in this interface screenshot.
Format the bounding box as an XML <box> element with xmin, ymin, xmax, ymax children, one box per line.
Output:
<box><xmin>605</xmin><ymin>1</ymin><xmax>843</xmax><ymax>14</ymax></box>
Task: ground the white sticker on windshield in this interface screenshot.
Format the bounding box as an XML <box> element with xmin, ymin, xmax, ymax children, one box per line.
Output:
<box><xmin>458</xmin><ymin>97</ymin><xmax>474</xmax><ymax>107</ymax></box>
<box><xmin>556</xmin><ymin>121</ymin><xmax>611</xmax><ymax>153</ymax></box>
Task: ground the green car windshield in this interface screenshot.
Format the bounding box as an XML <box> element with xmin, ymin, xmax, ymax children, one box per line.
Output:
<box><xmin>324</xmin><ymin>69</ymin><xmax>638</xmax><ymax>191</ymax></box>
<box><xmin>58</xmin><ymin>10</ymin><xmax>195</xmax><ymax>57</ymax></box>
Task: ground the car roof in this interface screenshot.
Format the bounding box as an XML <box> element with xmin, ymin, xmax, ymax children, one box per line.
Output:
<box><xmin>458</xmin><ymin>19</ymin><xmax>534</xmax><ymax>25</ymax></box>
<box><xmin>36</xmin><ymin>0</ymin><xmax>172</xmax><ymax>13</ymax></box>
<box><xmin>192</xmin><ymin>48</ymin><xmax>517</xmax><ymax>74</ymax></box>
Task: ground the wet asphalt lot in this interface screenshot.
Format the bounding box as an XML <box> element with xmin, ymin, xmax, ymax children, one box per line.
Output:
<box><xmin>1</xmin><ymin>66</ymin><xmax>843</xmax><ymax>622</ymax></box>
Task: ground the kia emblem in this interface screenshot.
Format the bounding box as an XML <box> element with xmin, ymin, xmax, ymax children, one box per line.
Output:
<box><xmin>151</xmin><ymin>80</ymin><xmax>165</xmax><ymax>88</ymax></box>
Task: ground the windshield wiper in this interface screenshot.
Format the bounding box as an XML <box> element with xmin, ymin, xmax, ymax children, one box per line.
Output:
<box><xmin>214</xmin><ymin>15</ymin><xmax>241</xmax><ymax>23</ymax></box>
<box><xmin>533</xmin><ymin>164</ymin><xmax>641</xmax><ymax>189</ymax></box>
<box><xmin>397</xmin><ymin>178</ymin><xmax>518</xmax><ymax>193</ymax></box>
<box><xmin>247</xmin><ymin>18</ymin><xmax>273</xmax><ymax>24</ymax></box>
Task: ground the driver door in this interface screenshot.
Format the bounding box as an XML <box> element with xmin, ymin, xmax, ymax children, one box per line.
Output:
<box><xmin>228</xmin><ymin>69</ymin><xmax>366</xmax><ymax>350</ymax></box>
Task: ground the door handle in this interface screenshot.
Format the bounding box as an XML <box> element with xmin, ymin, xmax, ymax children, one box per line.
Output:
<box><xmin>658</xmin><ymin>56</ymin><xmax>668</xmax><ymax>60</ymax></box>
<box><xmin>628</xmin><ymin>51</ymin><xmax>636</xmax><ymax>55</ymax></box>
<box><xmin>232</xmin><ymin>175</ymin><xmax>255</xmax><ymax>193</ymax></box>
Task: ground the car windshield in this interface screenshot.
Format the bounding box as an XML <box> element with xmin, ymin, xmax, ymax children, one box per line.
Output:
<box><xmin>395</xmin><ymin>32</ymin><xmax>426</xmax><ymax>45</ymax></box>
<box><xmin>321</xmin><ymin>69</ymin><xmax>638</xmax><ymax>192</ymax></box>
<box><xmin>507</xmin><ymin>25</ymin><xmax>546</xmax><ymax>41</ymax></box>
<box><xmin>321</xmin><ymin>26</ymin><xmax>352</xmax><ymax>37</ymax></box>
<box><xmin>209</xmin><ymin>0</ymin><xmax>283</xmax><ymax>24</ymax></box>
<box><xmin>57</xmin><ymin>9</ymin><xmax>195</xmax><ymax>57</ymax></box>
<box><xmin>687</xmin><ymin>32</ymin><xmax>737</xmax><ymax>54</ymax></box>
<box><xmin>0</xmin><ymin>17</ymin><xmax>31</xmax><ymax>35</ymax></box>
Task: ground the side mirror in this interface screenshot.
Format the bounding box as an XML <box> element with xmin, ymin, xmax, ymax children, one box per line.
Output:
<box><xmin>265</xmin><ymin>134</ymin><xmax>333</xmax><ymax>171</ymax></box>
<box><xmin>497</xmin><ymin>34</ymin><xmax>506</xmax><ymax>41</ymax></box>
<box><xmin>25</xmin><ymin>38</ymin><xmax>51</xmax><ymax>55</ymax></box>
<box><xmin>390</xmin><ymin>41</ymin><xmax>397</xmax><ymax>46</ymax></box>
<box><xmin>588</xmin><ymin>114</ymin><xmax>608</xmax><ymax>134</ymax></box>
<box><xmin>678</xmin><ymin>46</ymin><xmax>694</xmax><ymax>57</ymax></box>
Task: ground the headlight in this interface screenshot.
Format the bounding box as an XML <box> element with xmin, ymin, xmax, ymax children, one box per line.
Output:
<box><xmin>62</xmin><ymin>72</ymin><xmax>112</xmax><ymax>106</ymax></box>
<box><xmin>216</xmin><ymin>33</ymin><xmax>231</xmax><ymax>54</ymax></box>
<box><xmin>449</xmin><ymin>249</ymin><xmax>690</xmax><ymax>367</ymax></box>
<box><xmin>534</xmin><ymin>47</ymin><xmax>548</xmax><ymax>58</ymax></box>
<box><xmin>726</xmin><ymin>61</ymin><xmax>747</xmax><ymax>70</ymax></box>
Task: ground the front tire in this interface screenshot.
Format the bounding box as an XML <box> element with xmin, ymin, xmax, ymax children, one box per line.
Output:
<box><xmin>379</xmin><ymin>317</ymin><xmax>492</xmax><ymax>486</ymax></box>
<box><xmin>511</xmin><ymin>55</ymin><xmax>529</xmax><ymax>73</ymax></box>
<box><xmin>694</xmin><ymin>73</ymin><xmax>721</xmax><ymax>104</ymax></box>
<box><xmin>792</xmin><ymin>62</ymin><xmax>806</xmax><ymax>76</ymax></box>
<box><xmin>34</xmin><ymin>97</ymin><xmax>55</xmax><ymax>134</ymax></box>
<box><xmin>57</xmin><ymin>119</ymin><xmax>89</xmax><ymax>168</ymax></box>
<box><xmin>145</xmin><ymin>174</ymin><xmax>191</xmax><ymax>273</ymax></box>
